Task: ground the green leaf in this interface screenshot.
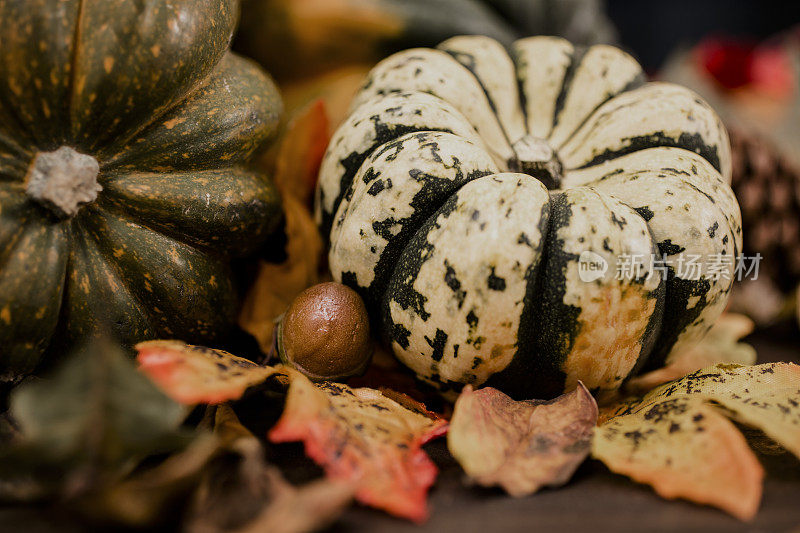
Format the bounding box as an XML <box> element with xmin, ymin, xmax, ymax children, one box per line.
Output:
<box><xmin>0</xmin><ymin>337</ymin><xmax>190</xmax><ymax>500</ymax></box>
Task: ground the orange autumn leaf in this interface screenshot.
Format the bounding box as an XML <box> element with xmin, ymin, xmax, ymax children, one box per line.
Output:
<box><xmin>268</xmin><ymin>370</ymin><xmax>448</xmax><ymax>522</ymax></box>
<box><xmin>136</xmin><ymin>341</ymin><xmax>280</xmax><ymax>405</ymax></box>
<box><xmin>447</xmin><ymin>383</ymin><xmax>597</xmax><ymax>496</ymax></box>
<box><xmin>593</xmin><ymin>396</ymin><xmax>763</xmax><ymax>521</ymax></box>
<box><xmin>239</xmin><ymin>100</ymin><xmax>329</xmax><ymax>354</ymax></box>
<box><xmin>239</xmin><ymin>196</ymin><xmax>324</xmax><ymax>353</ymax></box>
<box><xmin>273</xmin><ymin>99</ymin><xmax>330</xmax><ymax>203</ymax></box>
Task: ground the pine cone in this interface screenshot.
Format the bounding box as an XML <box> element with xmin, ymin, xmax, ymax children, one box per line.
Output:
<box><xmin>729</xmin><ymin>126</ymin><xmax>800</xmax><ymax>323</ymax></box>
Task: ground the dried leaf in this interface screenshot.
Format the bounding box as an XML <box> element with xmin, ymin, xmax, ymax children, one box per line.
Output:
<box><xmin>186</xmin><ymin>405</ymin><xmax>352</xmax><ymax>533</ymax></box>
<box><xmin>447</xmin><ymin>383</ymin><xmax>598</xmax><ymax>496</ymax></box>
<box><xmin>238</xmin><ymin>196</ymin><xmax>323</xmax><ymax>354</ymax></box>
<box><xmin>272</xmin><ymin>99</ymin><xmax>330</xmax><ymax>203</ymax></box>
<box><xmin>593</xmin><ymin>396</ymin><xmax>764</xmax><ymax>521</ymax></box>
<box><xmin>239</xmin><ymin>101</ymin><xmax>329</xmax><ymax>353</ymax></box>
<box><xmin>635</xmin><ymin>362</ymin><xmax>800</xmax><ymax>458</ymax></box>
<box><xmin>628</xmin><ymin>313</ymin><xmax>757</xmax><ymax>393</ymax></box>
<box><xmin>268</xmin><ymin>370</ymin><xmax>448</xmax><ymax>522</ymax></box>
<box><xmin>594</xmin><ymin>362</ymin><xmax>800</xmax><ymax>520</ymax></box>
<box><xmin>230</xmin><ymin>472</ymin><xmax>353</xmax><ymax>533</ymax></box>
<box><xmin>77</xmin><ymin>433</ymin><xmax>221</xmax><ymax>528</ymax></box>
<box><xmin>136</xmin><ymin>340</ymin><xmax>280</xmax><ymax>405</ymax></box>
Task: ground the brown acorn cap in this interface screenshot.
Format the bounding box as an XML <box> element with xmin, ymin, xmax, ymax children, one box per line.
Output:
<box><xmin>278</xmin><ymin>282</ymin><xmax>372</xmax><ymax>380</ymax></box>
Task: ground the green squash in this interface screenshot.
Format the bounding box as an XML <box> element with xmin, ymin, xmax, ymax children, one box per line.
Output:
<box><xmin>0</xmin><ymin>0</ymin><xmax>283</xmax><ymax>382</ymax></box>
<box><xmin>317</xmin><ymin>36</ymin><xmax>742</xmax><ymax>400</ymax></box>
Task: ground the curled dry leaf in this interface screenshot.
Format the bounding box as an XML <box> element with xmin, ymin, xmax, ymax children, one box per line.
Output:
<box><xmin>239</xmin><ymin>101</ymin><xmax>329</xmax><ymax>354</ymax></box>
<box><xmin>271</xmin><ymin>99</ymin><xmax>331</xmax><ymax>204</ymax></box>
<box><xmin>593</xmin><ymin>396</ymin><xmax>763</xmax><ymax>521</ymax></box>
<box><xmin>269</xmin><ymin>369</ymin><xmax>448</xmax><ymax>522</ymax></box>
<box><xmin>186</xmin><ymin>405</ymin><xmax>352</xmax><ymax>533</ymax></box>
<box><xmin>136</xmin><ymin>340</ymin><xmax>279</xmax><ymax>405</ymax></box>
<box><xmin>594</xmin><ymin>362</ymin><xmax>800</xmax><ymax>521</ymax></box>
<box><xmin>638</xmin><ymin>362</ymin><xmax>800</xmax><ymax>458</ymax></box>
<box><xmin>447</xmin><ymin>383</ymin><xmax>598</xmax><ymax>497</ymax></box>
<box><xmin>627</xmin><ymin>313</ymin><xmax>757</xmax><ymax>394</ymax></box>
<box><xmin>232</xmin><ymin>474</ymin><xmax>354</xmax><ymax>533</ymax></box>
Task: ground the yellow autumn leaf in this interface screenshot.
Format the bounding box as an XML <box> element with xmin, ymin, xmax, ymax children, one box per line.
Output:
<box><xmin>637</xmin><ymin>362</ymin><xmax>800</xmax><ymax>458</ymax></box>
<box><xmin>594</xmin><ymin>362</ymin><xmax>800</xmax><ymax>521</ymax></box>
<box><xmin>627</xmin><ymin>313</ymin><xmax>757</xmax><ymax>394</ymax></box>
<box><xmin>593</xmin><ymin>396</ymin><xmax>763</xmax><ymax>521</ymax></box>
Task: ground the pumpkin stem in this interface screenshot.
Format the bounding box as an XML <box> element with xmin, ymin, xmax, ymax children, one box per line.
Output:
<box><xmin>25</xmin><ymin>146</ymin><xmax>101</xmax><ymax>219</ymax></box>
<box><xmin>508</xmin><ymin>135</ymin><xmax>563</xmax><ymax>189</ymax></box>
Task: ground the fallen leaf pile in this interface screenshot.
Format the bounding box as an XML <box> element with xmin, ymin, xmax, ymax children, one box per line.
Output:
<box><xmin>0</xmin><ymin>196</ymin><xmax>797</xmax><ymax>533</ymax></box>
<box><xmin>136</xmin><ymin>340</ymin><xmax>447</xmax><ymax>522</ymax></box>
<box><xmin>1</xmin><ymin>324</ymin><xmax>799</xmax><ymax>529</ymax></box>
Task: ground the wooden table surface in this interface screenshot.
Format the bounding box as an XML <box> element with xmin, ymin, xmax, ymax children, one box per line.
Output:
<box><xmin>2</xmin><ymin>330</ymin><xmax>799</xmax><ymax>533</ymax></box>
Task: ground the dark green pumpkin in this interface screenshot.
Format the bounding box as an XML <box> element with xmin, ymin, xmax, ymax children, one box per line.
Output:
<box><xmin>0</xmin><ymin>0</ymin><xmax>283</xmax><ymax>382</ymax></box>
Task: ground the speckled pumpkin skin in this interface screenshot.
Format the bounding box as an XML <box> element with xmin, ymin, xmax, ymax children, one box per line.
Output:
<box><xmin>0</xmin><ymin>0</ymin><xmax>283</xmax><ymax>382</ymax></box>
<box><xmin>317</xmin><ymin>36</ymin><xmax>742</xmax><ymax>400</ymax></box>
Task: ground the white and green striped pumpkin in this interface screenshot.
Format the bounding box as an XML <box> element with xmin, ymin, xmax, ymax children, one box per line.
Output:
<box><xmin>315</xmin><ymin>35</ymin><xmax>742</xmax><ymax>399</ymax></box>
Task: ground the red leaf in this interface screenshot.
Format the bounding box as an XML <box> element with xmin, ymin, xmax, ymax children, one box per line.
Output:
<box><xmin>268</xmin><ymin>372</ymin><xmax>447</xmax><ymax>522</ymax></box>
<box><xmin>136</xmin><ymin>341</ymin><xmax>279</xmax><ymax>405</ymax></box>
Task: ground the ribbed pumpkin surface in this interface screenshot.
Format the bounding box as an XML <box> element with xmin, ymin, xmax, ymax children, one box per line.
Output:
<box><xmin>317</xmin><ymin>36</ymin><xmax>742</xmax><ymax>399</ymax></box>
<box><xmin>0</xmin><ymin>0</ymin><xmax>283</xmax><ymax>381</ymax></box>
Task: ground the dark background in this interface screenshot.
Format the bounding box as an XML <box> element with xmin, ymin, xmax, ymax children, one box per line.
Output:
<box><xmin>607</xmin><ymin>0</ymin><xmax>800</xmax><ymax>71</ymax></box>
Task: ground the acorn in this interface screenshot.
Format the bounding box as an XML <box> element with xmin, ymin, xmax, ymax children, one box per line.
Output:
<box><xmin>275</xmin><ymin>282</ymin><xmax>373</xmax><ymax>381</ymax></box>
